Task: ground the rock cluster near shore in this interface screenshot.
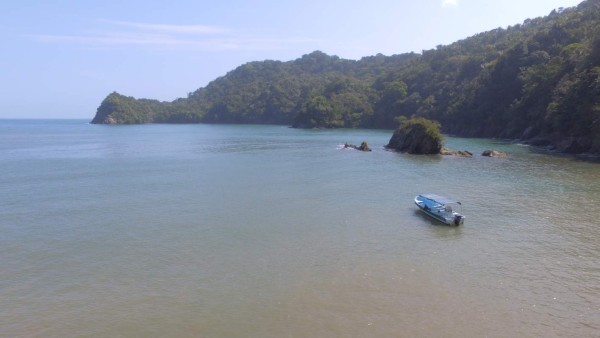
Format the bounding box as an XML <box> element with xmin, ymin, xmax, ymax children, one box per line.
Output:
<box><xmin>344</xmin><ymin>141</ymin><xmax>372</xmax><ymax>152</ymax></box>
<box><xmin>441</xmin><ymin>148</ymin><xmax>508</xmax><ymax>158</ymax></box>
<box><xmin>440</xmin><ymin>147</ymin><xmax>473</xmax><ymax>157</ymax></box>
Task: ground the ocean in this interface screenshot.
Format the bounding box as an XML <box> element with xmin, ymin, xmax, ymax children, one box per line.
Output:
<box><xmin>1</xmin><ymin>119</ymin><xmax>599</xmax><ymax>337</ymax></box>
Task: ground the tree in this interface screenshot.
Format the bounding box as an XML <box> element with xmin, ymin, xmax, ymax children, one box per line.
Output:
<box><xmin>292</xmin><ymin>95</ymin><xmax>341</xmax><ymax>128</ymax></box>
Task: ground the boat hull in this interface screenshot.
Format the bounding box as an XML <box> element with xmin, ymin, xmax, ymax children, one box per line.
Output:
<box><xmin>414</xmin><ymin>195</ymin><xmax>465</xmax><ymax>226</ymax></box>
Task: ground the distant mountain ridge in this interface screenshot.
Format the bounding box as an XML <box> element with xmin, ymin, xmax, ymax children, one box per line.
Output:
<box><xmin>91</xmin><ymin>0</ymin><xmax>600</xmax><ymax>155</ymax></box>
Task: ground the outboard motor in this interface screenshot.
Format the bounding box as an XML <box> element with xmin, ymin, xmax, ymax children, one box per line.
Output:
<box><xmin>453</xmin><ymin>215</ymin><xmax>463</xmax><ymax>226</ymax></box>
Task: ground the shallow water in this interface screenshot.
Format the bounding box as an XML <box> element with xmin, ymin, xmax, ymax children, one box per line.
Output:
<box><xmin>1</xmin><ymin>120</ymin><xmax>599</xmax><ymax>337</ymax></box>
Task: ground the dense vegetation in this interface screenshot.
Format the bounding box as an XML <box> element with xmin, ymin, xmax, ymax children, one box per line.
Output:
<box><xmin>91</xmin><ymin>0</ymin><xmax>600</xmax><ymax>155</ymax></box>
<box><xmin>386</xmin><ymin>117</ymin><xmax>444</xmax><ymax>154</ymax></box>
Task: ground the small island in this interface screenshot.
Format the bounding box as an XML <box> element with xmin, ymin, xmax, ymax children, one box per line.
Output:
<box><xmin>386</xmin><ymin>117</ymin><xmax>443</xmax><ymax>154</ymax></box>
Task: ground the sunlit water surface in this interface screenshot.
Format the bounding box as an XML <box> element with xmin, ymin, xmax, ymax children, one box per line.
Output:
<box><xmin>1</xmin><ymin>120</ymin><xmax>599</xmax><ymax>337</ymax></box>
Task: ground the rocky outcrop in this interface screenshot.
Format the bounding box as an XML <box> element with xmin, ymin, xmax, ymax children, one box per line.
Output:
<box><xmin>440</xmin><ymin>147</ymin><xmax>473</xmax><ymax>157</ymax></box>
<box><xmin>386</xmin><ymin>117</ymin><xmax>443</xmax><ymax>154</ymax></box>
<box><xmin>91</xmin><ymin>92</ymin><xmax>161</xmax><ymax>124</ymax></box>
<box><xmin>482</xmin><ymin>150</ymin><xmax>508</xmax><ymax>158</ymax></box>
<box><xmin>357</xmin><ymin>141</ymin><xmax>371</xmax><ymax>151</ymax></box>
<box><xmin>344</xmin><ymin>141</ymin><xmax>372</xmax><ymax>151</ymax></box>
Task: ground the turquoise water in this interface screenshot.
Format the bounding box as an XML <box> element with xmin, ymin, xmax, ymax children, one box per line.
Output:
<box><xmin>1</xmin><ymin>120</ymin><xmax>599</xmax><ymax>337</ymax></box>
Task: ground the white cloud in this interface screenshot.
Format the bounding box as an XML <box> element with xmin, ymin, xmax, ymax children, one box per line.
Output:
<box><xmin>100</xmin><ymin>20</ymin><xmax>229</xmax><ymax>35</ymax></box>
<box><xmin>442</xmin><ymin>0</ymin><xmax>458</xmax><ymax>7</ymax></box>
<box><xmin>30</xmin><ymin>20</ymin><xmax>319</xmax><ymax>51</ymax></box>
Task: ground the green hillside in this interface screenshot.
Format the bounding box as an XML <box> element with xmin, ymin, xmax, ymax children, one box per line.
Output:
<box><xmin>91</xmin><ymin>0</ymin><xmax>600</xmax><ymax>155</ymax></box>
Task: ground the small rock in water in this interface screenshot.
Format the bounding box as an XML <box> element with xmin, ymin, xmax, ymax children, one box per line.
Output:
<box><xmin>344</xmin><ymin>141</ymin><xmax>372</xmax><ymax>152</ymax></box>
<box><xmin>440</xmin><ymin>147</ymin><xmax>473</xmax><ymax>157</ymax></box>
<box><xmin>482</xmin><ymin>149</ymin><xmax>508</xmax><ymax>158</ymax></box>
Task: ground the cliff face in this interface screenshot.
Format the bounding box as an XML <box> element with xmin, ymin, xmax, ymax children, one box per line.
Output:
<box><xmin>90</xmin><ymin>93</ymin><xmax>118</xmax><ymax>124</ymax></box>
<box><xmin>91</xmin><ymin>0</ymin><xmax>600</xmax><ymax>155</ymax></box>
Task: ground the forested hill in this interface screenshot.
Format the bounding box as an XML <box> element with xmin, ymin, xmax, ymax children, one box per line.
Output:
<box><xmin>91</xmin><ymin>0</ymin><xmax>600</xmax><ymax>155</ymax></box>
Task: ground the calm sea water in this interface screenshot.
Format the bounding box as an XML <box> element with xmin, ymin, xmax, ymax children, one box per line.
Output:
<box><xmin>1</xmin><ymin>119</ymin><xmax>599</xmax><ymax>337</ymax></box>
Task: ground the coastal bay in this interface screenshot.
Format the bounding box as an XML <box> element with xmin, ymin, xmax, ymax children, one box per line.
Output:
<box><xmin>1</xmin><ymin>120</ymin><xmax>599</xmax><ymax>337</ymax></box>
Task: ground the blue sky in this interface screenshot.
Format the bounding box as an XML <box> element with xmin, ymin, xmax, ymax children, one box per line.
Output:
<box><xmin>0</xmin><ymin>0</ymin><xmax>583</xmax><ymax>119</ymax></box>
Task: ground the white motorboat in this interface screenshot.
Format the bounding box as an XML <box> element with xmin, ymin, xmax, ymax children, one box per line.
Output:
<box><xmin>414</xmin><ymin>194</ymin><xmax>465</xmax><ymax>226</ymax></box>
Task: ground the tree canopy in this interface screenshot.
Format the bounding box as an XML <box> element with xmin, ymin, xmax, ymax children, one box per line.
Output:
<box><xmin>91</xmin><ymin>0</ymin><xmax>600</xmax><ymax>155</ymax></box>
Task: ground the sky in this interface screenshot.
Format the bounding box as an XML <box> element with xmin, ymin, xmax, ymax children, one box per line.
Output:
<box><xmin>0</xmin><ymin>0</ymin><xmax>584</xmax><ymax>119</ymax></box>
